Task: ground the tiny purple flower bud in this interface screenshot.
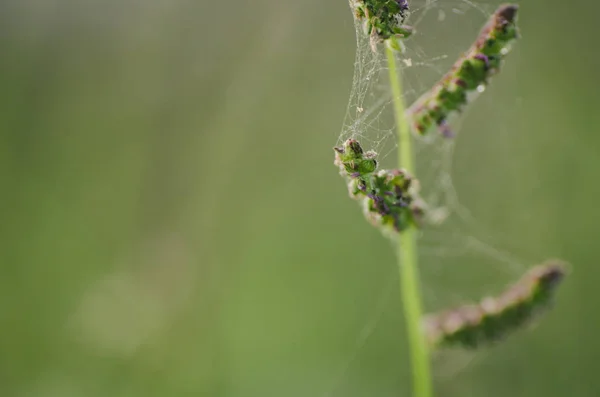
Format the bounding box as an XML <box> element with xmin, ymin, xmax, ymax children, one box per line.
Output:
<box><xmin>397</xmin><ymin>0</ymin><xmax>409</xmax><ymax>12</ymax></box>
<box><xmin>474</xmin><ymin>53</ymin><xmax>490</xmax><ymax>70</ymax></box>
<box><xmin>439</xmin><ymin>121</ymin><xmax>454</xmax><ymax>138</ymax></box>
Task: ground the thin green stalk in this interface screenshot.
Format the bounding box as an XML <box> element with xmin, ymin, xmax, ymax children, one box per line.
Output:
<box><xmin>386</xmin><ymin>44</ymin><xmax>433</xmax><ymax>397</ymax></box>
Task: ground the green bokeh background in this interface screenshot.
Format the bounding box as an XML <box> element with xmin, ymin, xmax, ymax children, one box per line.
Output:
<box><xmin>1</xmin><ymin>1</ymin><xmax>597</xmax><ymax>396</ymax></box>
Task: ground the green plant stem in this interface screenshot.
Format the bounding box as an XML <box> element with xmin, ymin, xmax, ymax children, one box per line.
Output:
<box><xmin>386</xmin><ymin>44</ymin><xmax>433</xmax><ymax>397</ymax></box>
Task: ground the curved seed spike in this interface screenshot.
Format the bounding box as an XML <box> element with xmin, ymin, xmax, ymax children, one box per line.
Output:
<box><xmin>407</xmin><ymin>4</ymin><xmax>519</xmax><ymax>136</ymax></box>
<box><xmin>334</xmin><ymin>139</ymin><xmax>424</xmax><ymax>234</ymax></box>
<box><xmin>423</xmin><ymin>260</ymin><xmax>568</xmax><ymax>349</ymax></box>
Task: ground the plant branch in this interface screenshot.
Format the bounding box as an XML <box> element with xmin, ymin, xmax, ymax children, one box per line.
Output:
<box><xmin>386</xmin><ymin>42</ymin><xmax>432</xmax><ymax>397</ymax></box>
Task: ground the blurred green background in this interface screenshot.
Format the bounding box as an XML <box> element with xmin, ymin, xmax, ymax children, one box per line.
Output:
<box><xmin>0</xmin><ymin>0</ymin><xmax>597</xmax><ymax>396</ymax></box>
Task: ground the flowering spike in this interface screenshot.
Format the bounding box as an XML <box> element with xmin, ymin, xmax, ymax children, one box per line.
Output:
<box><xmin>349</xmin><ymin>0</ymin><xmax>414</xmax><ymax>51</ymax></box>
<box><xmin>334</xmin><ymin>139</ymin><xmax>423</xmax><ymax>234</ymax></box>
<box><xmin>407</xmin><ymin>4</ymin><xmax>519</xmax><ymax>136</ymax></box>
<box><xmin>422</xmin><ymin>260</ymin><xmax>568</xmax><ymax>349</ymax></box>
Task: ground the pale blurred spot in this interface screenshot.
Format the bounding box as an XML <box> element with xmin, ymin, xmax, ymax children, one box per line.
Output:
<box><xmin>20</xmin><ymin>373</ymin><xmax>81</xmax><ymax>397</ymax></box>
<box><xmin>70</xmin><ymin>234</ymin><xmax>195</xmax><ymax>357</ymax></box>
<box><xmin>438</xmin><ymin>9</ymin><xmax>446</xmax><ymax>22</ymax></box>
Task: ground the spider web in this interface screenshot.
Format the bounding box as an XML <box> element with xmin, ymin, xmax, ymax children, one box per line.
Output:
<box><xmin>338</xmin><ymin>0</ymin><xmax>528</xmax><ymax>271</ymax></box>
<box><xmin>327</xmin><ymin>1</ymin><xmax>536</xmax><ymax>395</ymax></box>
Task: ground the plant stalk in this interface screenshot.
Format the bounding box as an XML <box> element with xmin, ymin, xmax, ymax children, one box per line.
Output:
<box><xmin>386</xmin><ymin>43</ymin><xmax>433</xmax><ymax>397</ymax></box>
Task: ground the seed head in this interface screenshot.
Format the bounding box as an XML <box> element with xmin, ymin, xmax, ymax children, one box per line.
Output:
<box><xmin>423</xmin><ymin>260</ymin><xmax>568</xmax><ymax>349</ymax></box>
<box><xmin>334</xmin><ymin>139</ymin><xmax>424</xmax><ymax>234</ymax></box>
<box><xmin>407</xmin><ymin>4</ymin><xmax>520</xmax><ymax>136</ymax></box>
<box><xmin>350</xmin><ymin>0</ymin><xmax>414</xmax><ymax>50</ymax></box>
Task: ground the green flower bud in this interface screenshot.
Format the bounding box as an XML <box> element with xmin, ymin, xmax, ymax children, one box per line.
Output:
<box><xmin>350</xmin><ymin>0</ymin><xmax>413</xmax><ymax>52</ymax></box>
<box><xmin>334</xmin><ymin>139</ymin><xmax>425</xmax><ymax>234</ymax></box>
